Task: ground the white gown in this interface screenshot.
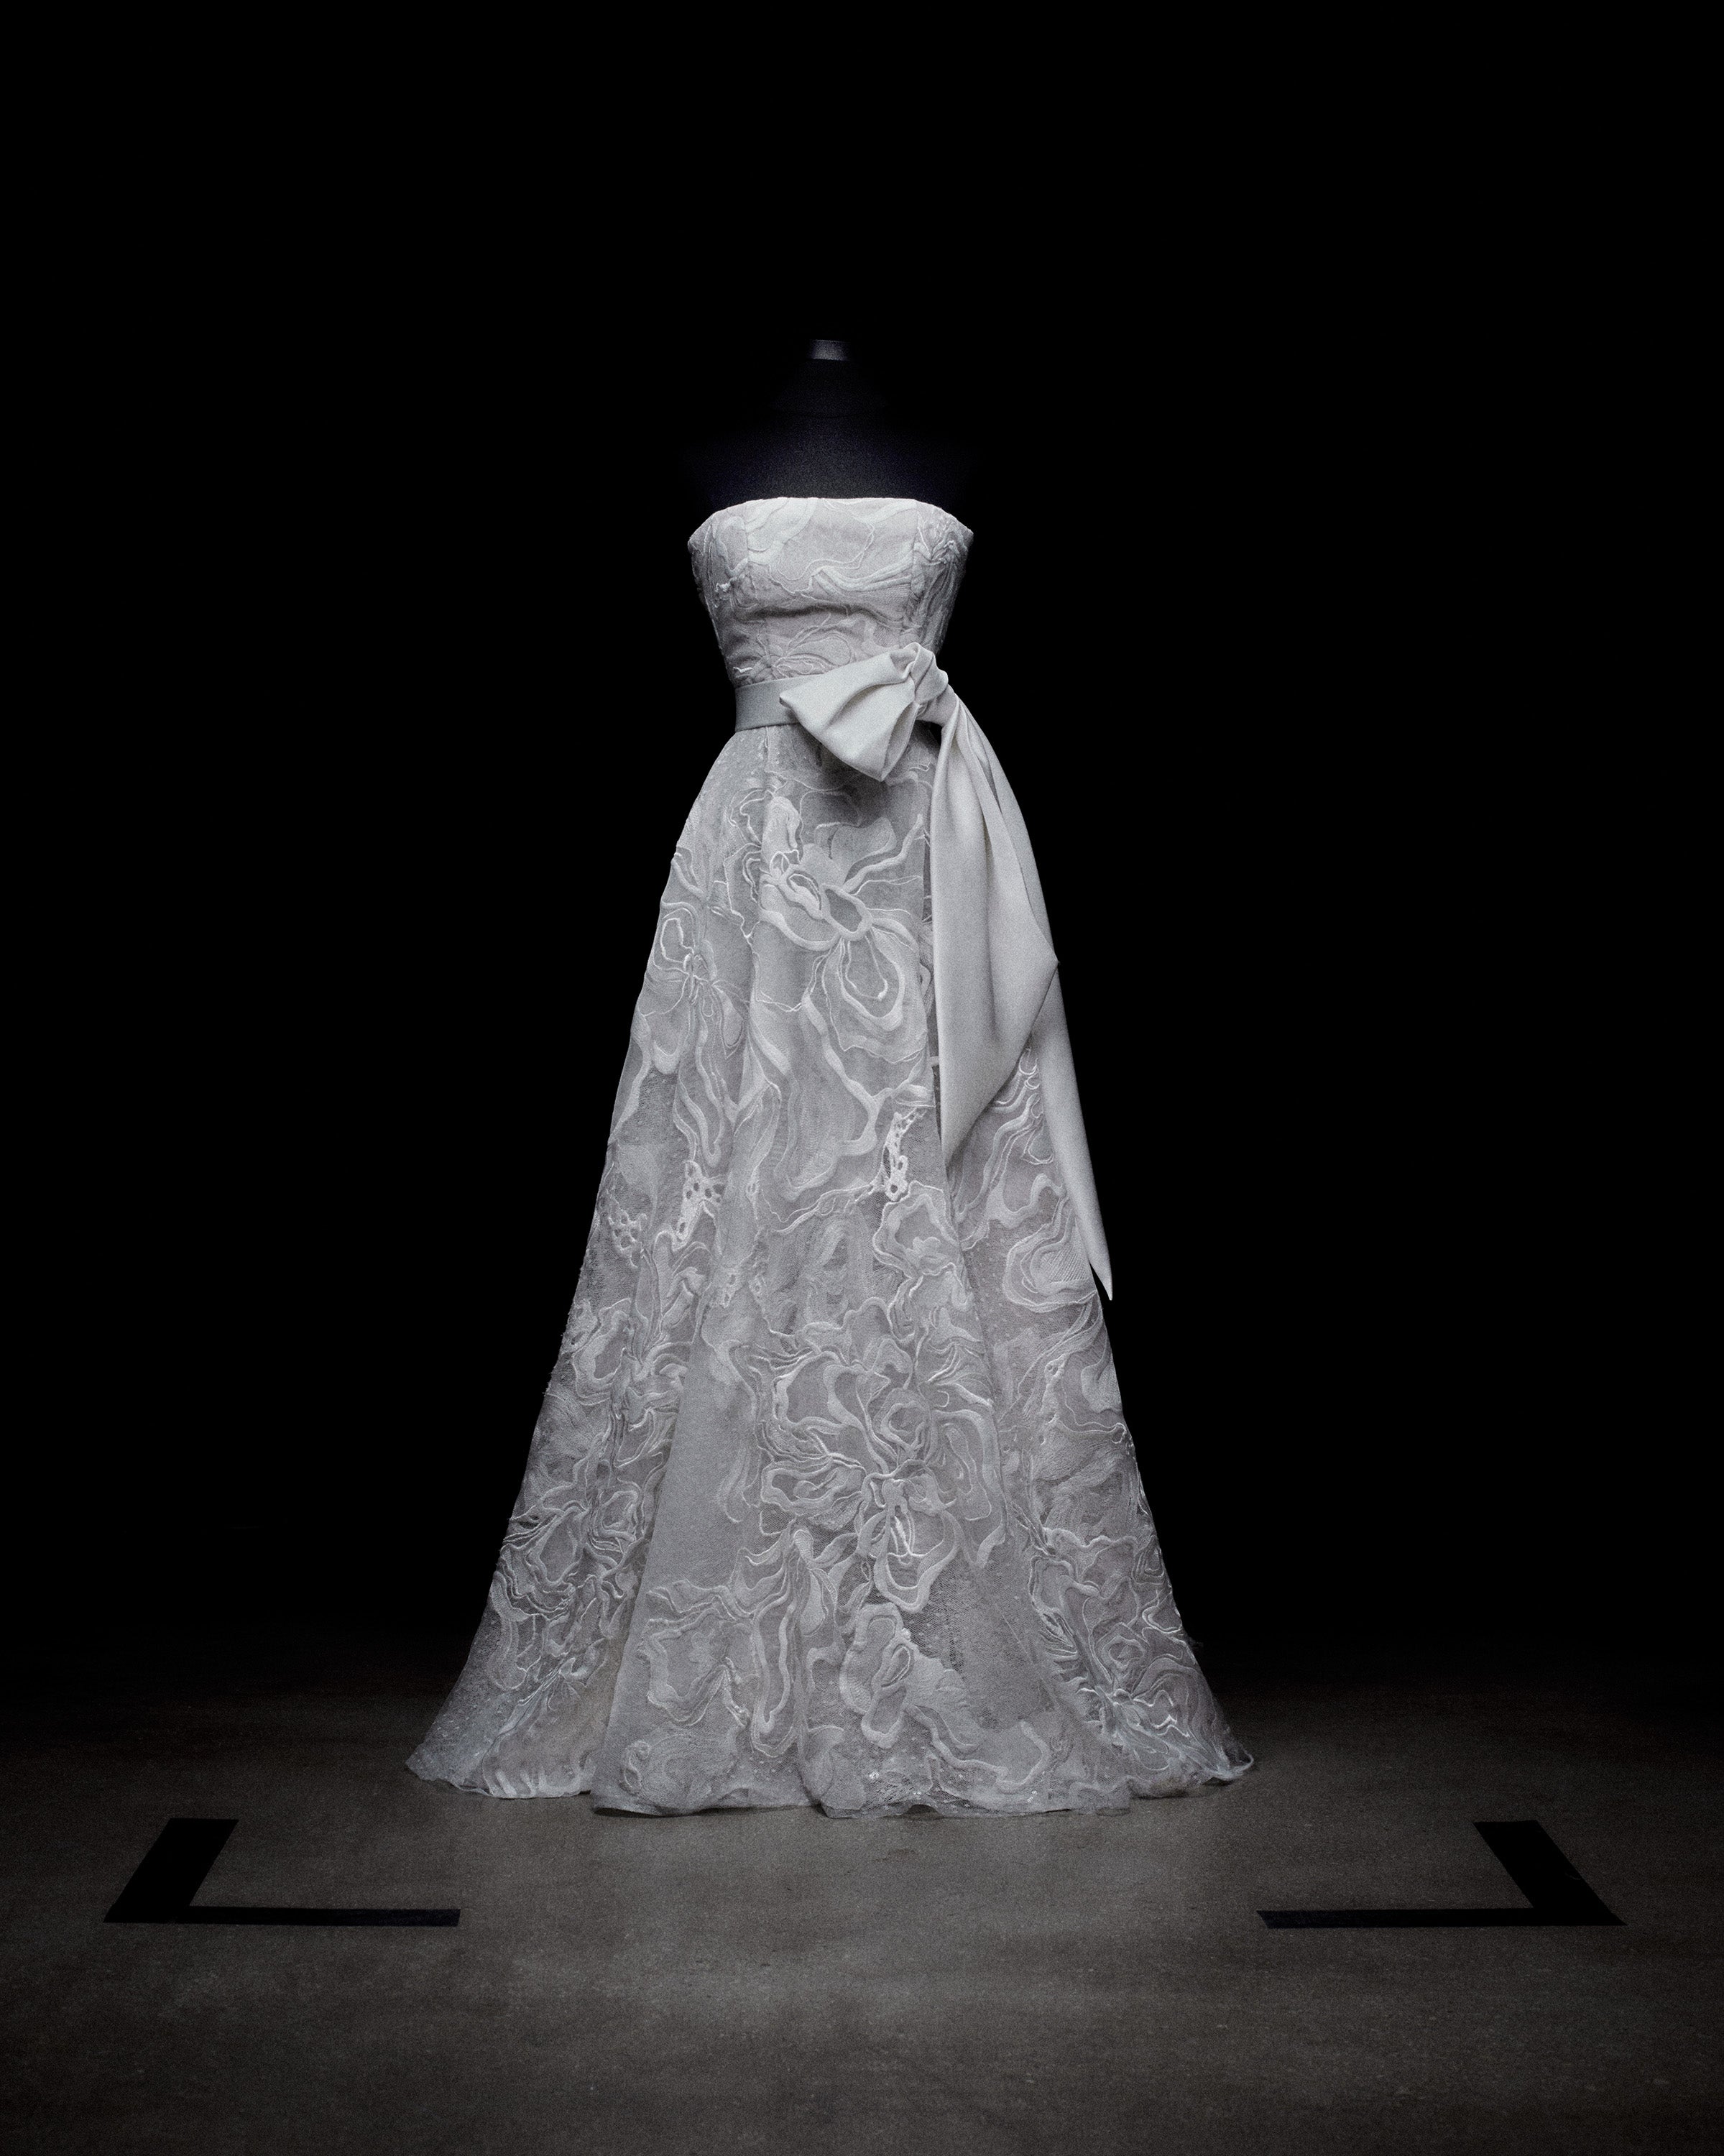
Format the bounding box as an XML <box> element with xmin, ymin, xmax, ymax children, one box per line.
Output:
<box><xmin>408</xmin><ymin>497</ymin><xmax>1250</xmax><ymax>1816</ymax></box>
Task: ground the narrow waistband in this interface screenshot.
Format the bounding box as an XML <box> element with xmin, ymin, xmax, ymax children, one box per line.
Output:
<box><xmin>734</xmin><ymin>679</ymin><xmax>796</xmax><ymax>731</ymax></box>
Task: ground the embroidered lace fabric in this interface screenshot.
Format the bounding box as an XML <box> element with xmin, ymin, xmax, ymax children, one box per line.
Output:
<box><xmin>407</xmin><ymin>497</ymin><xmax>1250</xmax><ymax>1816</ymax></box>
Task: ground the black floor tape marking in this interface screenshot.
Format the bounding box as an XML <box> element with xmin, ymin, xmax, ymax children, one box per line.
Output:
<box><xmin>107</xmin><ymin>1816</ymin><xmax>1615</xmax><ymax>1934</ymax></box>
<box><xmin>1259</xmin><ymin>1820</ymin><xmax>1623</xmax><ymax>1928</ymax></box>
<box><xmin>104</xmin><ymin>1819</ymin><xmax>459</xmax><ymax>1926</ymax></box>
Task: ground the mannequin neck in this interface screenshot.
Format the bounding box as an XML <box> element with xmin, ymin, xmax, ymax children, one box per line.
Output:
<box><xmin>769</xmin><ymin>342</ymin><xmax>890</xmax><ymax>419</ymax></box>
<box><xmin>684</xmin><ymin>341</ymin><xmax>977</xmax><ymax>520</ymax></box>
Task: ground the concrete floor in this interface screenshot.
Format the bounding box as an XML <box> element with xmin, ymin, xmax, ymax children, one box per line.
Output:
<box><xmin>2</xmin><ymin>1624</ymin><xmax>1719</xmax><ymax>2155</ymax></box>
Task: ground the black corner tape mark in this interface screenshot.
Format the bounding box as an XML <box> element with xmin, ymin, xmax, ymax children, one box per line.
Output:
<box><xmin>1259</xmin><ymin>1820</ymin><xmax>1623</xmax><ymax>1929</ymax></box>
<box><xmin>105</xmin><ymin>1820</ymin><xmax>458</xmax><ymax>1927</ymax></box>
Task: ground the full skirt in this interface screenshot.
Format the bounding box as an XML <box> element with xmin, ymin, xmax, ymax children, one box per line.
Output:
<box><xmin>408</xmin><ymin>723</ymin><xmax>1250</xmax><ymax>1815</ymax></box>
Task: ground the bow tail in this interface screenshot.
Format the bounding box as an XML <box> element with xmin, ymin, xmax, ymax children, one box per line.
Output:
<box><xmin>930</xmin><ymin>707</ymin><xmax>1054</xmax><ymax>1164</ymax></box>
<box><xmin>939</xmin><ymin>711</ymin><xmax>1115</xmax><ymax>1300</ymax></box>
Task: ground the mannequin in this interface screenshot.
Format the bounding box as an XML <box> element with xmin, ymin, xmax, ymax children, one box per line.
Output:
<box><xmin>685</xmin><ymin>339</ymin><xmax>978</xmax><ymax>522</ymax></box>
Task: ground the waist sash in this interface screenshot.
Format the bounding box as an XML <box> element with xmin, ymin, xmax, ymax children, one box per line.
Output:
<box><xmin>731</xmin><ymin>647</ymin><xmax>1112</xmax><ymax>1298</ymax></box>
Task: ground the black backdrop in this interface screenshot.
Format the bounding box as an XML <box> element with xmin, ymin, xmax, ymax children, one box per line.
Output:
<box><xmin>45</xmin><ymin>292</ymin><xmax>1699</xmax><ymax>1660</ymax></box>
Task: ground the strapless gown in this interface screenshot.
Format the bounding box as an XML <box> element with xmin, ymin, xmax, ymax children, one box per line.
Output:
<box><xmin>407</xmin><ymin>497</ymin><xmax>1250</xmax><ymax>1817</ymax></box>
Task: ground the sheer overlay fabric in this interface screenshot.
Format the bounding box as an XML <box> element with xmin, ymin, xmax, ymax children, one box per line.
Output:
<box><xmin>407</xmin><ymin>499</ymin><xmax>1250</xmax><ymax>1816</ymax></box>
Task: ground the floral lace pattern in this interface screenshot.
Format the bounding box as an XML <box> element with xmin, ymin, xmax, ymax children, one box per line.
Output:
<box><xmin>688</xmin><ymin>496</ymin><xmax>972</xmax><ymax>686</ymax></box>
<box><xmin>407</xmin><ymin>500</ymin><xmax>1249</xmax><ymax>1815</ymax></box>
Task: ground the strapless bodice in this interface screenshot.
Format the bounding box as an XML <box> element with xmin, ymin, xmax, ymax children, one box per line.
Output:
<box><xmin>688</xmin><ymin>497</ymin><xmax>972</xmax><ymax>687</ymax></box>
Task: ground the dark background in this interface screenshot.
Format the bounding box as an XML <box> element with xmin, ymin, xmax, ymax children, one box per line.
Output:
<box><xmin>37</xmin><ymin>271</ymin><xmax>1700</xmax><ymax>1661</ymax></box>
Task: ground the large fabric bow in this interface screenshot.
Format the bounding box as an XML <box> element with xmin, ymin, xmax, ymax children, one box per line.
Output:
<box><xmin>778</xmin><ymin>644</ymin><xmax>1112</xmax><ymax>1297</ymax></box>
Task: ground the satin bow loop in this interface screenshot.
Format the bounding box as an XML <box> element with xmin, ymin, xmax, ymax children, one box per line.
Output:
<box><xmin>775</xmin><ymin>645</ymin><xmax>1113</xmax><ymax>1298</ymax></box>
<box><xmin>772</xmin><ymin>642</ymin><xmax>952</xmax><ymax>779</ymax></box>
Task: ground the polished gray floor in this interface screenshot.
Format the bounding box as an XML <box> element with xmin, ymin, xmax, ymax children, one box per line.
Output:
<box><xmin>4</xmin><ymin>1624</ymin><xmax>1719</xmax><ymax>2155</ymax></box>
